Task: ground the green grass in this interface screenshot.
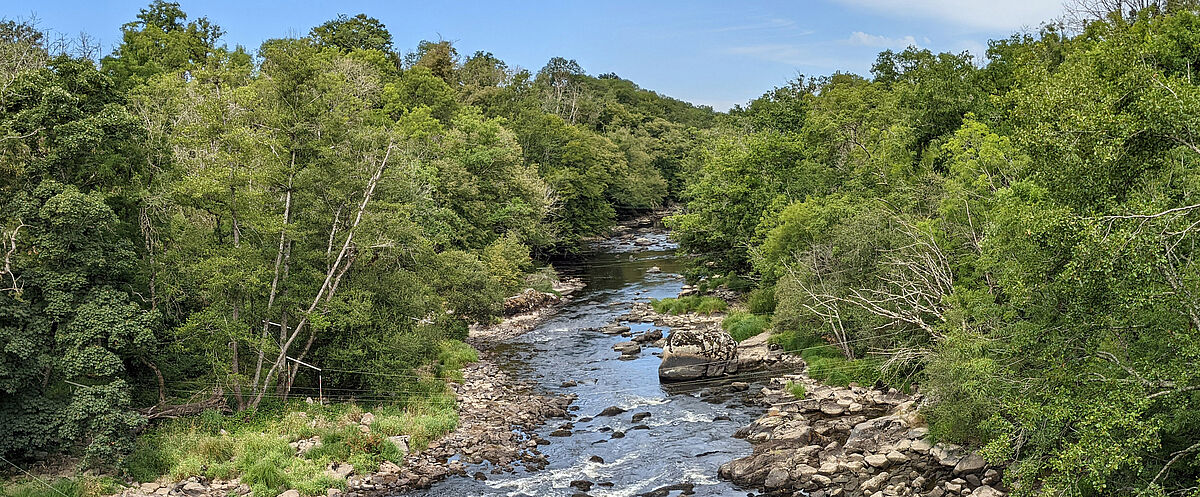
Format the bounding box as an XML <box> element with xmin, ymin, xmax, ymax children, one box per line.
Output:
<box><xmin>768</xmin><ymin>329</ymin><xmax>912</xmax><ymax>391</ymax></box>
<box><xmin>1</xmin><ymin>477</ymin><xmax>121</xmax><ymax>497</ymax></box>
<box><xmin>122</xmin><ymin>340</ymin><xmax>479</xmax><ymax>497</ymax></box>
<box><xmin>651</xmin><ymin>296</ymin><xmax>728</xmax><ymax>315</ymax></box>
<box><xmin>784</xmin><ymin>380</ymin><xmax>807</xmax><ymax>398</ymax></box>
<box><xmin>721</xmin><ymin>312</ymin><xmax>770</xmax><ymax>341</ymax></box>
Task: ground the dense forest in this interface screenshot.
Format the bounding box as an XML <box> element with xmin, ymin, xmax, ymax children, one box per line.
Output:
<box><xmin>4</xmin><ymin>1</ymin><xmax>1200</xmax><ymax>496</ymax></box>
<box><xmin>0</xmin><ymin>0</ymin><xmax>712</xmax><ymax>476</ymax></box>
<box><xmin>671</xmin><ymin>3</ymin><xmax>1200</xmax><ymax>495</ymax></box>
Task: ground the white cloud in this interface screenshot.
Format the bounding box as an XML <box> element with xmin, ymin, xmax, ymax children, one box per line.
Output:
<box><xmin>847</xmin><ymin>31</ymin><xmax>919</xmax><ymax>48</ymax></box>
<box><xmin>834</xmin><ymin>0</ymin><xmax>1065</xmax><ymax>31</ymax></box>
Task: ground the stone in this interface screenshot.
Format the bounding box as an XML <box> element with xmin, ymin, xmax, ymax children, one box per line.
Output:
<box><xmin>570</xmin><ymin>480</ymin><xmax>593</xmax><ymax>491</ymax></box>
<box><xmin>795</xmin><ymin>464</ymin><xmax>819</xmax><ymax>478</ymax></box>
<box><xmin>278</xmin><ymin>491</ymin><xmax>299</xmax><ymax>497</ymax></box>
<box><xmin>953</xmin><ymin>453</ymin><xmax>986</xmax><ymax>474</ymax></box>
<box><xmin>612</xmin><ymin>341</ymin><xmax>641</xmax><ymax>354</ymax></box>
<box><xmin>326</xmin><ymin>489</ymin><xmax>341</xmax><ymax>497</ymax></box>
<box><xmin>944</xmin><ymin>482</ymin><xmax>962</xmax><ymax>493</ymax></box>
<box><xmin>646</xmin><ymin>266</ymin><xmax>662</xmax><ymax>273</ymax></box>
<box><xmin>972</xmin><ymin>485</ymin><xmax>1004</xmax><ymax>497</ymax></box>
<box><xmin>327</xmin><ymin>462</ymin><xmax>354</xmax><ymax>478</ymax></box>
<box><xmin>601</xmin><ymin>324</ymin><xmax>632</xmax><ymax>335</ymax></box>
<box><xmin>658</xmin><ymin>326</ymin><xmax>739</xmax><ymax>381</ymax></box>
<box><xmin>182</xmin><ymin>482</ymin><xmax>204</xmax><ymax>492</ymax></box>
<box><xmin>931</xmin><ymin>443</ymin><xmax>966</xmax><ymax>467</ymax></box>
<box><xmin>386</xmin><ymin>435</ymin><xmax>409</xmax><ymax>456</ymax></box>
<box><xmin>861</xmin><ymin>472</ymin><xmax>890</xmax><ymax>492</ymax></box>
<box><xmin>598</xmin><ymin>406</ymin><xmax>627</xmax><ymax>416</ymax></box>
<box><xmin>865</xmin><ymin>454</ymin><xmax>891</xmax><ymax>468</ymax></box>
<box><xmin>631</xmin><ymin>412</ymin><xmax>652</xmax><ymax>423</ymax></box>
<box><xmin>139</xmin><ymin>483</ymin><xmax>159</xmax><ymax>493</ymax></box>
<box><xmin>360</xmin><ymin>412</ymin><xmax>375</xmax><ymax>426</ymax></box>
<box><xmin>503</xmin><ymin>288</ymin><xmax>562</xmax><ymax>315</ymax></box>
<box><xmin>886</xmin><ymin>450</ymin><xmax>909</xmax><ymax>464</ymax></box>
<box><xmin>764</xmin><ymin>468</ymin><xmax>790</xmax><ymax>489</ymax></box>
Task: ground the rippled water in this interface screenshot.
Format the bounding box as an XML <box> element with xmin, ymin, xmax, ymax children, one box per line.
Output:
<box><xmin>406</xmin><ymin>233</ymin><xmax>766</xmax><ymax>496</ymax></box>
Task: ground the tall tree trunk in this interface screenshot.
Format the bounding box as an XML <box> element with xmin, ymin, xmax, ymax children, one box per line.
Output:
<box><xmin>250</xmin><ymin>142</ymin><xmax>394</xmax><ymax>409</ymax></box>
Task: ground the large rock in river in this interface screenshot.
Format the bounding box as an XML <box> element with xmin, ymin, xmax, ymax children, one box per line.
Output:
<box><xmin>658</xmin><ymin>326</ymin><xmax>738</xmax><ymax>381</ymax></box>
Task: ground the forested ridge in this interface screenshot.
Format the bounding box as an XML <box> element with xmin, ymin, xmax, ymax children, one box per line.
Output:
<box><xmin>3</xmin><ymin>1</ymin><xmax>1200</xmax><ymax>496</ymax></box>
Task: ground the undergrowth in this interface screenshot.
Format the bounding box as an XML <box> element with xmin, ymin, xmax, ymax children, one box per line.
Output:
<box><xmin>121</xmin><ymin>340</ymin><xmax>477</xmax><ymax>497</ymax></box>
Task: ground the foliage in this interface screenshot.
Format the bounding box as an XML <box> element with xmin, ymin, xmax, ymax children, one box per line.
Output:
<box><xmin>0</xmin><ymin>2</ymin><xmax>713</xmax><ymax>472</ymax></box>
<box><xmin>669</xmin><ymin>6</ymin><xmax>1200</xmax><ymax>494</ymax></box>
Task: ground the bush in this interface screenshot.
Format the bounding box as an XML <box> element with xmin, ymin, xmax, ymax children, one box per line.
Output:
<box><xmin>747</xmin><ymin>286</ymin><xmax>776</xmax><ymax>314</ymax></box>
<box><xmin>650</xmin><ymin>296</ymin><xmax>728</xmax><ymax>315</ymax></box>
<box><xmin>722</xmin><ymin>312</ymin><xmax>770</xmax><ymax>341</ymax></box>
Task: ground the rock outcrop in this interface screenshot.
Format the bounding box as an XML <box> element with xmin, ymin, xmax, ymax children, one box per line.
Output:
<box><xmin>719</xmin><ymin>376</ymin><xmax>1006</xmax><ymax>497</ymax></box>
<box><xmin>658</xmin><ymin>325</ymin><xmax>739</xmax><ymax>381</ymax></box>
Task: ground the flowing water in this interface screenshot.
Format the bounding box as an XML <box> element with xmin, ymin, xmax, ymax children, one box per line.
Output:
<box><xmin>409</xmin><ymin>231</ymin><xmax>767</xmax><ymax>496</ymax></box>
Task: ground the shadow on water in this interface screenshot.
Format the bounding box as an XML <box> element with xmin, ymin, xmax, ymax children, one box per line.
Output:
<box><xmin>404</xmin><ymin>238</ymin><xmax>766</xmax><ymax>497</ymax></box>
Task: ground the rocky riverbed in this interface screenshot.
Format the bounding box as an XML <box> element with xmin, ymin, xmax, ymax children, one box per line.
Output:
<box><xmin>720</xmin><ymin>374</ymin><xmax>1007</xmax><ymax>497</ymax></box>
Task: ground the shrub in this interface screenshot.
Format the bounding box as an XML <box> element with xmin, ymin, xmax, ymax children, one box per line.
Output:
<box><xmin>747</xmin><ymin>286</ymin><xmax>776</xmax><ymax>314</ymax></box>
<box><xmin>722</xmin><ymin>312</ymin><xmax>770</xmax><ymax>341</ymax></box>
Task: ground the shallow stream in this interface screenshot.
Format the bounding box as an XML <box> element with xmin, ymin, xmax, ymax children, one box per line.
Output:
<box><xmin>409</xmin><ymin>231</ymin><xmax>767</xmax><ymax>496</ymax></box>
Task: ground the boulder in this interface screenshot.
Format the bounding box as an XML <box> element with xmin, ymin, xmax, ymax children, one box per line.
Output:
<box><xmin>601</xmin><ymin>324</ymin><xmax>632</xmax><ymax>335</ymax></box>
<box><xmin>386</xmin><ymin>435</ymin><xmax>409</xmax><ymax>456</ymax></box>
<box><xmin>612</xmin><ymin>341</ymin><xmax>641</xmax><ymax>355</ymax></box>
<box><xmin>973</xmin><ymin>485</ymin><xmax>1005</xmax><ymax>497</ymax></box>
<box><xmin>503</xmin><ymin>288</ymin><xmax>561</xmax><ymax>315</ymax></box>
<box><xmin>953</xmin><ymin>452</ymin><xmax>986</xmax><ymax>474</ymax></box>
<box><xmin>764</xmin><ymin>468</ymin><xmax>790</xmax><ymax>489</ymax></box>
<box><xmin>658</xmin><ymin>326</ymin><xmax>738</xmax><ymax>381</ymax></box>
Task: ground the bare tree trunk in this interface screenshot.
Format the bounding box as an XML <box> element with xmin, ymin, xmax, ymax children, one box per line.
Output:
<box><xmin>250</xmin><ymin>142</ymin><xmax>394</xmax><ymax>409</ymax></box>
<box><xmin>252</xmin><ymin>167</ymin><xmax>294</xmax><ymax>403</ymax></box>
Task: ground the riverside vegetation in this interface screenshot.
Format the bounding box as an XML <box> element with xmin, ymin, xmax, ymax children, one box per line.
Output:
<box><xmin>0</xmin><ymin>2</ymin><xmax>710</xmax><ymax>495</ymax></box>
<box><xmin>4</xmin><ymin>1</ymin><xmax>1200</xmax><ymax>497</ymax></box>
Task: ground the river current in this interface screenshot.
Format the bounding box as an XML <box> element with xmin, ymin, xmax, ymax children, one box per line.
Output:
<box><xmin>409</xmin><ymin>230</ymin><xmax>766</xmax><ymax>496</ymax></box>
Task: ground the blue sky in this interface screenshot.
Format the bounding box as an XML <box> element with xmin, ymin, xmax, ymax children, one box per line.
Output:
<box><xmin>5</xmin><ymin>0</ymin><xmax>1067</xmax><ymax>110</ymax></box>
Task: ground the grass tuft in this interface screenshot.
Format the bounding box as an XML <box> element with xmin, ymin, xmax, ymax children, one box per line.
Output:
<box><xmin>651</xmin><ymin>296</ymin><xmax>728</xmax><ymax>315</ymax></box>
<box><xmin>722</xmin><ymin>312</ymin><xmax>769</xmax><ymax>341</ymax></box>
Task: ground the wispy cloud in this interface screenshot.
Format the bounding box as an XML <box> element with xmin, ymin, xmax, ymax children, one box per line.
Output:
<box><xmin>846</xmin><ymin>31</ymin><xmax>918</xmax><ymax>48</ymax></box>
<box><xmin>723</xmin><ymin>43</ymin><xmax>839</xmax><ymax>68</ymax></box>
<box><xmin>833</xmin><ymin>0</ymin><xmax>1064</xmax><ymax>31</ymax></box>
<box><xmin>712</xmin><ymin>18</ymin><xmax>804</xmax><ymax>33</ymax></box>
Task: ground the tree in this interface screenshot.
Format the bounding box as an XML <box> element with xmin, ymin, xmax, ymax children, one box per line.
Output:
<box><xmin>310</xmin><ymin>14</ymin><xmax>393</xmax><ymax>53</ymax></box>
<box><xmin>101</xmin><ymin>0</ymin><xmax>224</xmax><ymax>88</ymax></box>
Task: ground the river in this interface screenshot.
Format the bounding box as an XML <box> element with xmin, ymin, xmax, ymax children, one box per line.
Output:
<box><xmin>407</xmin><ymin>229</ymin><xmax>767</xmax><ymax>496</ymax></box>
